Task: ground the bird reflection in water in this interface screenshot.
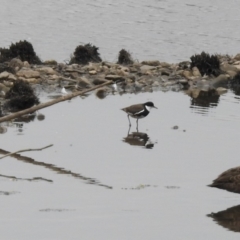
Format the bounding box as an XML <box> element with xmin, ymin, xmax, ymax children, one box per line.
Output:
<box><xmin>207</xmin><ymin>205</ymin><xmax>240</xmax><ymax>232</ymax></box>
<box><xmin>123</xmin><ymin>127</ymin><xmax>154</xmax><ymax>149</ymax></box>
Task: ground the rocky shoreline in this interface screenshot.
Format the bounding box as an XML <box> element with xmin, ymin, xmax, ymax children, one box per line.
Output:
<box><xmin>0</xmin><ymin>41</ymin><xmax>240</xmax><ymax>113</ymax></box>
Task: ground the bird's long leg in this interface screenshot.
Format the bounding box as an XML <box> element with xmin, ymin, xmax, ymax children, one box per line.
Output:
<box><xmin>136</xmin><ymin>119</ymin><xmax>139</xmax><ymax>132</ymax></box>
<box><xmin>127</xmin><ymin>115</ymin><xmax>131</xmax><ymax>127</ymax></box>
<box><xmin>127</xmin><ymin>125</ymin><xmax>131</xmax><ymax>136</ymax></box>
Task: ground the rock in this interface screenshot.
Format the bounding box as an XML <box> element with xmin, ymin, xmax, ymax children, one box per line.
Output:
<box><xmin>216</xmin><ymin>87</ymin><xmax>227</xmax><ymax>95</ymax></box>
<box><xmin>192</xmin><ymin>67</ymin><xmax>201</xmax><ymax>77</ymax></box>
<box><xmin>220</xmin><ymin>64</ymin><xmax>239</xmax><ymax>73</ymax></box>
<box><xmin>17</xmin><ymin>69</ymin><xmax>40</xmax><ymax>78</ymax></box>
<box><xmin>48</xmin><ymin>74</ymin><xmax>60</xmax><ymax>81</ymax></box>
<box><xmin>161</xmin><ymin>68</ymin><xmax>171</xmax><ymax>76</ymax></box>
<box><xmin>105</xmin><ymin>74</ymin><xmax>125</xmax><ymax>81</ymax></box>
<box><xmin>3</xmin><ymin>81</ymin><xmax>13</xmax><ymax>87</ymax></box>
<box><xmin>141</xmin><ymin>60</ymin><xmax>160</xmax><ymax>66</ymax></box>
<box><xmin>102</xmin><ymin>65</ymin><xmax>109</xmax><ymax>72</ymax></box>
<box><xmin>0</xmin><ymin>83</ymin><xmax>10</xmax><ymax>95</ymax></box>
<box><xmin>77</xmin><ymin>77</ymin><xmax>92</xmax><ymax>88</ymax></box>
<box><xmin>140</xmin><ymin>65</ymin><xmax>156</xmax><ymax>73</ymax></box>
<box><xmin>38</xmin><ymin>67</ymin><xmax>57</xmax><ymax>75</ymax></box>
<box><xmin>182</xmin><ymin>70</ymin><xmax>192</xmax><ymax>79</ymax></box>
<box><xmin>69</xmin><ymin>72</ymin><xmax>79</xmax><ymax>79</ymax></box>
<box><xmin>152</xmin><ymin>81</ymin><xmax>160</xmax><ymax>87</ymax></box>
<box><xmin>211</xmin><ymin>74</ymin><xmax>229</xmax><ymax>88</ymax></box>
<box><xmin>234</xmin><ymin>53</ymin><xmax>240</xmax><ymax>61</ymax></box>
<box><xmin>233</xmin><ymin>64</ymin><xmax>240</xmax><ymax>71</ymax></box>
<box><xmin>8</xmin><ymin>73</ymin><xmax>17</xmax><ymax>81</ymax></box>
<box><xmin>162</xmin><ymin>81</ymin><xmax>177</xmax><ymax>87</ymax></box>
<box><xmin>8</xmin><ymin>58</ymin><xmax>24</xmax><ymax>71</ymax></box>
<box><xmin>129</xmin><ymin>67</ymin><xmax>138</xmax><ymax>73</ymax></box>
<box><xmin>18</xmin><ymin>77</ymin><xmax>39</xmax><ymax>83</ymax></box>
<box><xmin>226</xmin><ymin>70</ymin><xmax>237</xmax><ymax>78</ymax></box>
<box><xmin>161</xmin><ymin>62</ymin><xmax>171</xmax><ymax>68</ymax></box>
<box><xmin>0</xmin><ymin>71</ymin><xmax>9</xmax><ymax>79</ymax></box>
<box><xmin>92</xmin><ymin>78</ymin><xmax>108</xmax><ymax>85</ymax></box>
<box><xmin>95</xmin><ymin>87</ymin><xmax>110</xmax><ymax>99</ymax></box>
<box><xmin>23</xmin><ymin>61</ymin><xmax>30</xmax><ymax>68</ymax></box>
<box><xmin>89</xmin><ymin>70</ymin><xmax>97</xmax><ymax>75</ymax></box>
<box><xmin>102</xmin><ymin>61</ymin><xmax>118</xmax><ymax>68</ymax></box>
<box><xmin>179</xmin><ymin>79</ymin><xmax>188</xmax><ymax>84</ymax></box>
<box><xmin>43</xmin><ymin>59</ymin><xmax>58</xmax><ymax>65</ymax></box>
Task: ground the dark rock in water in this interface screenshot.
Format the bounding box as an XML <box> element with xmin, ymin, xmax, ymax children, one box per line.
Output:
<box><xmin>69</xmin><ymin>43</ymin><xmax>102</xmax><ymax>65</ymax></box>
<box><xmin>0</xmin><ymin>40</ymin><xmax>42</xmax><ymax>64</ymax></box>
<box><xmin>230</xmin><ymin>72</ymin><xmax>240</xmax><ymax>85</ymax></box>
<box><xmin>95</xmin><ymin>87</ymin><xmax>109</xmax><ymax>99</ymax></box>
<box><xmin>208</xmin><ymin>166</ymin><xmax>240</xmax><ymax>194</ymax></box>
<box><xmin>4</xmin><ymin>80</ymin><xmax>40</xmax><ymax>111</ymax></box>
<box><xmin>190</xmin><ymin>52</ymin><xmax>221</xmax><ymax>77</ymax></box>
<box><xmin>229</xmin><ymin>72</ymin><xmax>240</xmax><ymax>95</ymax></box>
<box><xmin>207</xmin><ymin>205</ymin><xmax>240</xmax><ymax>232</ymax></box>
<box><xmin>117</xmin><ymin>49</ymin><xmax>133</xmax><ymax>65</ymax></box>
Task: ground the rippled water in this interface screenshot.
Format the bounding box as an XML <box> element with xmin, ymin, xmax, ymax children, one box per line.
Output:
<box><xmin>0</xmin><ymin>0</ymin><xmax>240</xmax><ymax>63</ymax></box>
<box><xmin>1</xmin><ymin>1</ymin><xmax>240</xmax><ymax>239</ymax></box>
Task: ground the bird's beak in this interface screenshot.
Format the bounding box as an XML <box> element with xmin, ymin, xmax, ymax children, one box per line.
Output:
<box><xmin>153</xmin><ymin>106</ymin><xmax>158</xmax><ymax>109</ymax></box>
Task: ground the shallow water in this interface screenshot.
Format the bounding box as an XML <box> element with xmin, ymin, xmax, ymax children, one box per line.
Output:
<box><xmin>1</xmin><ymin>89</ymin><xmax>240</xmax><ymax>239</ymax></box>
<box><xmin>1</xmin><ymin>0</ymin><xmax>240</xmax><ymax>239</ymax></box>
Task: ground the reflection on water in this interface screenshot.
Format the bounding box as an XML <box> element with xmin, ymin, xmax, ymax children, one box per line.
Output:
<box><xmin>207</xmin><ymin>205</ymin><xmax>240</xmax><ymax>232</ymax></box>
<box><xmin>190</xmin><ymin>90</ymin><xmax>220</xmax><ymax>108</ymax></box>
<box><xmin>0</xmin><ymin>148</ymin><xmax>112</xmax><ymax>189</ymax></box>
<box><xmin>189</xmin><ymin>90</ymin><xmax>220</xmax><ymax>115</ymax></box>
<box><xmin>0</xmin><ymin>111</ymin><xmax>45</xmax><ymax>134</ymax></box>
<box><xmin>0</xmin><ymin>174</ymin><xmax>53</xmax><ymax>183</ymax></box>
<box><xmin>123</xmin><ymin>129</ymin><xmax>154</xmax><ymax>149</ymax></box>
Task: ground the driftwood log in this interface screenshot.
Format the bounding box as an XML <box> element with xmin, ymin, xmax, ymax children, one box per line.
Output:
<box><xmin>0</xmin><ymin>80</ymin><xmax>113</xmax><ymax>123</ymax></box>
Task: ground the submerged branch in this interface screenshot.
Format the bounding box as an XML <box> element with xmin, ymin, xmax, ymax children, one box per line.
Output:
<box><xmin>0</xmin><ymin>80</ymin><xmax>113</xmax><ymax>123</ymax></box>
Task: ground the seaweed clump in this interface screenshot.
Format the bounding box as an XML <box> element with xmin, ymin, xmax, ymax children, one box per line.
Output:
<box><xmin>69</xmin><ymin>43</ymin><xmax>102</xmax><ymax>65</ymax></box>
<box><xmin>117</xmin><ymin>49</ymin><xmax>133</xmax><ymax>65</ymax></box>
<box><xmin>0</xmin><ymin>40</ymin><xmax>42</xmax><ymax>64</ymax></box>
<box><xmin>190</xmin><ymin>52</ymin><xmax>221</xmax><ymax>77</ymax></box>
<box><xmin>4</xmin><ymin>80</ymin><xmax>40</xmax><ymax>111</ymax></box>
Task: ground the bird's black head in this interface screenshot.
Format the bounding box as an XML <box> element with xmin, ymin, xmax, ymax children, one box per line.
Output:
<box><xmin>144</xmin><ymin>102</ymin><xmax>157</xmax><ymax>109</ymax></box>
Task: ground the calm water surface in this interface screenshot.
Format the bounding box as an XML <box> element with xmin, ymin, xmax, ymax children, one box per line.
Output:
<box><xmin>0</xmin><ymin>89</ymin><xmax>240</xmax><ymax>239</ymax></box>
<box><xmin>1</xmin><ymin>0</ymin><xmax>240</xmax><ymax>239</ymax></box>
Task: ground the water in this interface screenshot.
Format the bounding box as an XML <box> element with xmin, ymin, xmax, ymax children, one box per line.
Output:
<box><xmin>1</xmin><ymin>0</ymin><xmax>240</xmax><ymax>239</ymax></box>
<box><xmin>0</xmin><ymin>0</ymin><xmax>240</xmax><ymax>63</ymax></box>
<box><xmin>0</xmin><ymin>89</ymin><xmax>239</xmax><ymax>239</ymax></box>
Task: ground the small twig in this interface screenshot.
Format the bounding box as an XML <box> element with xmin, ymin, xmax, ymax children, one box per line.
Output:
<box><xmin>0</xmin><ymin>144</ymin><xmax>53</xmax><ymax>160</ymax></box>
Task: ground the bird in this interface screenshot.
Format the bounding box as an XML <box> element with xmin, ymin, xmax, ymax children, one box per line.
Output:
<box><xmin>121</xmin><ymin>102</ymin><xmax>157</xmax><ymax>129</ymax></box>
<box><xmin>61</xmin><ymin>87</ymin><xmax>68</xmax><ymax>94</ymax></box>
<box><xmin>208</xmin><ymin>166</ymin><xmax>240</xmax><ymax>194</ymax></box>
